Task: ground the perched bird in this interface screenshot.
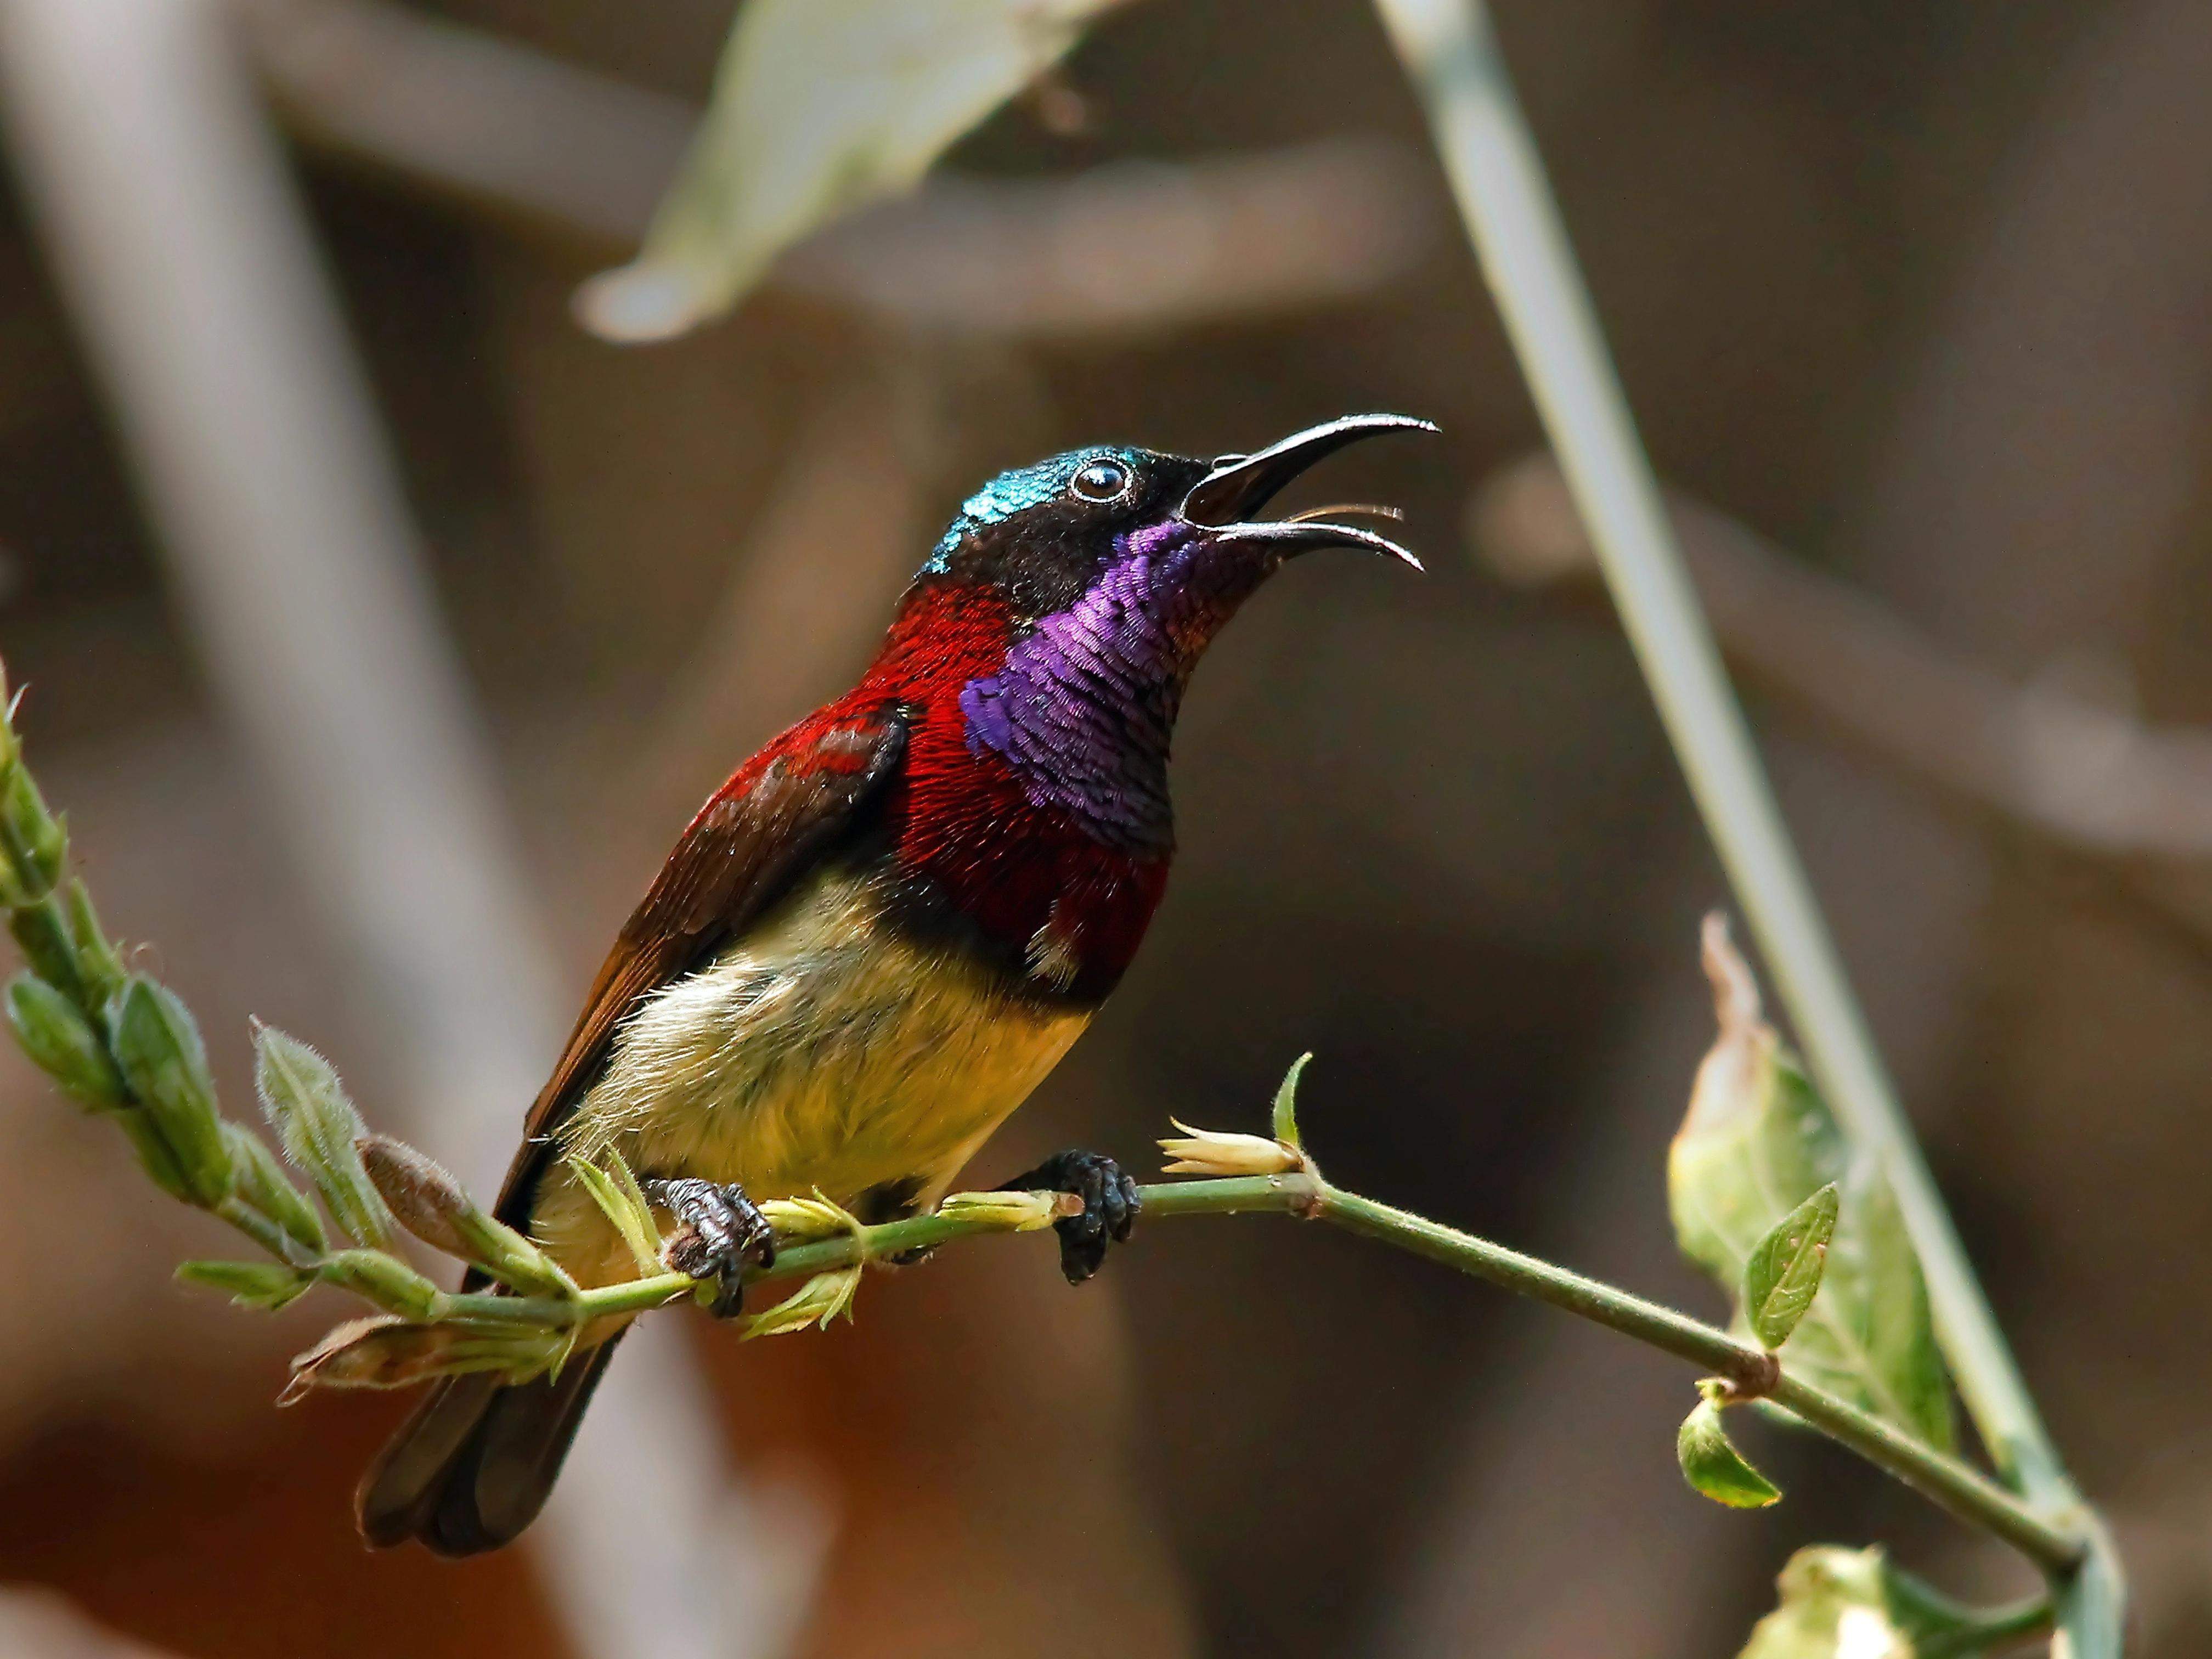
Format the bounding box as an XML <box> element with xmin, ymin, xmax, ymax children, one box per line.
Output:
<box><xmin>359</xmin><ymin>412</ymin><xmax>1433</xmax><ymax>1556</ymax></box>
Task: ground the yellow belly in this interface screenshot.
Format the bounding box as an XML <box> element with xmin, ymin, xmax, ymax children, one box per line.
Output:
<box><xmin>530</xmin><ymin>865</ymin><xmax>1091</xmax><ymax>1289</ymax></box>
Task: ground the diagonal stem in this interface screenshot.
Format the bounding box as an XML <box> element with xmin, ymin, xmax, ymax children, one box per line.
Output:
<box><xmin>1369</xmin><ymin>0</ymin><xmax>2115</xmax><ymax>1646</ymax></box>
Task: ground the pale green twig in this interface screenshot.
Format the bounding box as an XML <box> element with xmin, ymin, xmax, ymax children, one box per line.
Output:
<box><xmin>443</xmin><ymin>1170</ymin><xmax>2083</xmax><ymax>1576</ymax></box>
<box><xmin>1373</xmin><ymin>0</ymin><xmax>2114</xmax><ymax>1643</ymax></box>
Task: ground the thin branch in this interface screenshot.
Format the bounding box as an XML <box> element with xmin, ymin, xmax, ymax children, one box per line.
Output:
<box><xmin>459</xmin><ymin>1171</ymin><xmax>2085</xmax><ymax>1575</ymax></box>
<box><xmin>1369</xmin><ymin>8</ymin><xmax>2117</xmax><ymax>1648</ymax></box>
<box><xmin>1473</xmin><ymin>453</ymin><xmax>2212</xmax><ymax>861</ymax></box>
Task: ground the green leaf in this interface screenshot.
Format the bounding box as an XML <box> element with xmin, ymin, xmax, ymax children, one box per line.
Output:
<box><xmin>177</xmin><ymin>1259</ymin><xmax>314</xmax><ymax>1312</ymax></box>
<box><xmin>1669</xmin><ymin>918</ymin><xmax>1953</xmax><ymax>1449</ymax></box>
<box><xmin>565</xmin><ymin>1153</ymin><xmax>662</xmax><ymax>1279</ymax></box>
<box><xmin>575</xmin><ymin>0</ymin><xmax>1127</xmax><ymax>342</ymax></box>
<box><xmin>253</xmin><ymin>1022</ymin><xmax>394</xmax><ymax>1249</ymax></box>
<box><xmin>1739</xmin><ymin>1545</ymin><xmax>2050</xmax><ymax>1659</ymax></box>
<box><xmin>1271</xmin><ymin>1051</ymin><xmax>1313</xmax><ymax>1150</ymax></box>
<box><xmin>106</xmin><ymin>976</ymin><xmax>233</xmax><ymax>1206</ymax></box>
<box><xmin>742</xmin><ymin>1267</ymin><xmax>862</xmax><ymax>1339</ymax></box>
<box><xmin>1677</xmin><ymin>1387</ymin><xmax>1781</xmax><ymax>1509</ymax></box>
<box><xmin>1743</xmin><ymin>1183</ymin><xmax>1838</xmax><ymax>1351</ymax></box>
<box><xmin>603</xmin><ymin>1149</ymin><xmax>662</xmax><ymax>1260</ymax></box>
<box><xmin>5</xmin><ymin>971</ymin><xmax>125</xmax><ymax>1110</ymax></box>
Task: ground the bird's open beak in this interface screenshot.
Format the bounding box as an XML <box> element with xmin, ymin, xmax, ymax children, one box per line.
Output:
<box><xmin>1178</xmin><ymin>412</ymin><xmax>1437</xmax><ymax>569</ymax></box>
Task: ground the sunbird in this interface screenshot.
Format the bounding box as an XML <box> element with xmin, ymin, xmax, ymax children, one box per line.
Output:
<box><xmin>359</xmin><ymin>413</ymin><xmax>1434</xmax><ymax>1555</ymax></box>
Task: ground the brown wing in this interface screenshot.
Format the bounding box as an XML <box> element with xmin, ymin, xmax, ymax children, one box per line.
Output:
<box><xmin>491</xmin><ymin>701</ymin><xmax>909</xmax><ymax>1228</ymax></box>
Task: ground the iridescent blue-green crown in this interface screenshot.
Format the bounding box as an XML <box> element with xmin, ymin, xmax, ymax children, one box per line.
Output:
<box><xmin>920</xmin><ymin>445</ymin><xmax>1147</xmax><ymax>575</ymax></box>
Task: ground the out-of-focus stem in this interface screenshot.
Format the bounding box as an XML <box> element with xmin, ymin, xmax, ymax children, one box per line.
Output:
<box><xmin>1370</xmin><ymin>0</ymin><xmax>2114</xmax><ymax>1644</ymax></box>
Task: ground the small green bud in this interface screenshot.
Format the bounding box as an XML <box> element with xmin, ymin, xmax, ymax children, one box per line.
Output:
<box><xmin>8</xmin><ymin>896</ymin><xmax>86</xmax><ymax>1004</ymax></box>
<box><xmin>5</xmin><ymin>972</ymin><xmax>124</xmax><ymax>1109</ymax></box>
<box><xmin>223</xmin><ymin>1122</ymin><xmax>328</xmax><ymax>1256</ymax></box>
<box><xmin>1677</xmin><ymin>1382</ymin><xmax>1782</xmax><ymax>1509</ymax></box>
<box><xmin>106</xmin><ymin>975</ymin><xmax>231</xmax><ymax>1206</ymax></box>
<box><xmin>116</xmin><ymin>1108</ymin><xmax>195</xmax><ymax>1203</ymax></box>
<box><xmin>252</xmin><ymin>1022</ymin><xmax>393</xmax><ymax>1248</ymax></box>
<box><xmin>319</xmin><ymin>1248</ymin><xmax>445</xmax><ymax>1320</ymax></box>
<box><xmin>63</xmin><ymin>880</ymin><xmax>125</xmax><ymax>1003</ymax></box>
<box><xmin>177</xmin><ymin>1258</ymin><xmax>314</xmax><ymax>1311</ymax></box>
<box><xmin>0</xmin><ymin>764</ymin><xmax>66</xmax><ymax>900</ymax></box>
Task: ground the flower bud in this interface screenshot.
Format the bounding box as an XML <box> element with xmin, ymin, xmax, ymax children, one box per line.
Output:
<box><xmin>363</xmin><ymin>1135</ymin><xmax>571</xmax><ymax>1296</ymax></box>
<box><xmin>5</xmin><ymin>972</ymin><xmax>124</xmax><ymax>1110</ymax></box>
<box><xmin>106</xmin><ymin>975</ymin><xmax>232</xmax><ymax>1206</ymax></box>
<box><xmin>1157</xmin><ymin>1119</ymin><xmax>1304</xmax><ymax>1178</ymax></box>
<box><xmin>224</xmin><ymin>1122</ymin><xmax>328</xmax><ymax>1255</ymax></box>
<box><xmin>359</xmin><ymin>1134</ymin><xmax>479</xmax><ymax>1257</ymax></box>
<box><xmin>253</xmin><ymin>1022</ymin><xmax>394</xmax><ymax>1248</ymax></box>
<box><xmin>0</xmin><ymin>763</ymin><xmax>66</xmax><ymax>900</ymax></box>
<box><xmin>934</xmin><ymin>1189</ymin><xmax>1078</xmax><ymax>1232</ymax></box>
<box><xmin>8</xmin><ymin>896</ymin><xmax>87</xmax><ymax>1005</ymax></box>
<box><xmin>758</xmin><ymin>1194</ymin><xmax>857</xmax><ymax>1242</ymax></box>
<box><xmin>116</xmin><ymin>1108</ymin><xmax>195</xmax><ymax>1203</ymax></box>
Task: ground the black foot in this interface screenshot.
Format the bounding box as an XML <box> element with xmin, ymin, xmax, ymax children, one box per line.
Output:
<box><xmin>642</xmin><ymin>1177</ymin><xmax>775</xmax><ymax>1319</ymax></box>
<box><xmin>1000</xmin><ymin>1150</ymin><xmax>1139</xmax><ymax>1284</ymax></box>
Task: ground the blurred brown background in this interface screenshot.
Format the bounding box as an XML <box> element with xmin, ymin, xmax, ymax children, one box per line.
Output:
<box><xmin>0</xmin><ymin>1</ymin><xmax>2206</xmax><ymax>1655</ymax></box>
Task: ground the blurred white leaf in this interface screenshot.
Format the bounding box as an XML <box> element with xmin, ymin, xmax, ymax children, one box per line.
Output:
<box><xmin>577</xmin><ymin>0</ymin><xmax>1128</xmax><ymax>342</ymax></box>
<box><xmin>1669</xmin><ymin>917</ymin><xmax>1954</xmax><ymax>1451</ymax></box>
<box><xmin>1737</xmin><ymin>1546</ymin><xmax>2043</xmax><ymax>1659</ymax></box>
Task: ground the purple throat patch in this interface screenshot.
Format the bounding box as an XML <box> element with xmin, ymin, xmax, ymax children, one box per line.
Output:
<box><xmin>960</xmin><ymin>527</ymin><xmax>1238</xmax><ymax>855</ymax></box>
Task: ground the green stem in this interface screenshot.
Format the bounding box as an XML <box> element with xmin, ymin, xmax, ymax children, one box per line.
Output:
<box><xmin>478</xmin><ymin>1172</ymin><xmax>2083</xmax><ymax>1574</ymax></box>
<box><xmin>1917</xmin><ymin>1594</ymin><xmax>2056</xmax><ymax>1659</ymax></box>
<box><xmin>1370</xmin><ymin>0</ymin><xmax>2114</xmax><ymax>1642</ymax></box>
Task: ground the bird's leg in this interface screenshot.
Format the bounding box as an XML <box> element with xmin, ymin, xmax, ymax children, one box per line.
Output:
<box><xmin>997</xmin><ymin>1150</ymin><xmax>1141</xmax><ymax>1284</ymax></box>
<box><xmin>641</xmin><ymin>1176</ymin><xmax>775</xmax><ymax>1319</ymax></box>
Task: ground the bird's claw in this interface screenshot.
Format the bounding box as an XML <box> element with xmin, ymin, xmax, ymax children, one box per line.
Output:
<box><xmin>644</xmin><ymin>1177</ymin><xmax>775</xmax><ymax>1319</ymax></box>
<box><xmin>1000</xmin><ymin>1149</ymin><xmax>1139</xmax><ymax>1284</ymax></box>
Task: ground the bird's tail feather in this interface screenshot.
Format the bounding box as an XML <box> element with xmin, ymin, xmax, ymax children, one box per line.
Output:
<box><xmin>356</xmin><ymin>1330</ymin><xmax>624</xmax><ymax>1557</ymax></box>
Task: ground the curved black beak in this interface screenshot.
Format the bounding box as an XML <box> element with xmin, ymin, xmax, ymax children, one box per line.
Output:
<box><xmin>1178</xmin><ymin>412</ymin><xmax>1437</xmax><ymax>569</ymax></box>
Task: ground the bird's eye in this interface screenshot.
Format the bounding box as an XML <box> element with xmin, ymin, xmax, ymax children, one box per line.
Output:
<box><xmin>1070</xmin><ymin>459</ymin><xmax>1131</xmax><ymax>503</ymax></box>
